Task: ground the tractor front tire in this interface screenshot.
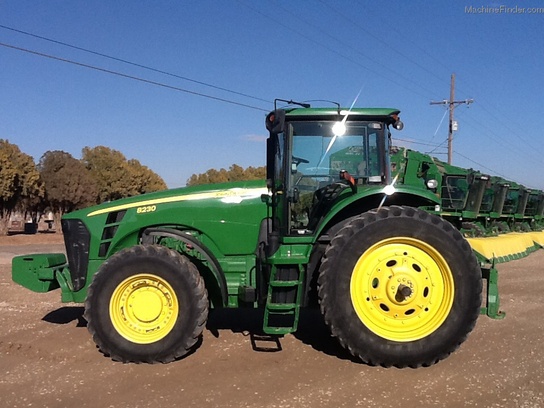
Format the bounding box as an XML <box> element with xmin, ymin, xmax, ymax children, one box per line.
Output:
<box><xmin>318</xmin><ymin>206</ymin><xmax>482</xmax><ymax>368</ymax></box>
<box><xmin>85</xmin><ymin>245</ymin><xmax>208</xmax><ymax>363</ymax></box>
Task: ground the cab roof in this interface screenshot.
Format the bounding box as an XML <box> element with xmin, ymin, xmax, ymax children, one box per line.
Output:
<box><xmin>284</xmin><ymin>107</ymin><xmax>401</xmax><ymax>122</ymax></box>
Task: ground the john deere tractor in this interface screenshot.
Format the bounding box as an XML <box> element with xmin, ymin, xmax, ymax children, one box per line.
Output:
<box><xmin>15</xmin><ymin>100</ymin><xmax>537</xmax><ymax>368</ymax></box>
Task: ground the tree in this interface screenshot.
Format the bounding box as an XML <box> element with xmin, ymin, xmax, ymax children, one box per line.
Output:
<box><xmin>126</xmin><ymin>159</ymin><xmax>167</xmax><ymax>194</ymax></box>
<box><xmin>244</xmin><ymin>165</ymin><xmax>266</xmax><ymax>180</ymax></box>
<box><xmin>38</xmin><ymin>150</ymin><xmax>98</xmax><ymax>216</ymax></box>
<box><xmin>0</xmin><ymin>139</ymin><xmax>44</xmax><ymax>234</ymax></box>
<box><xmin>82</xmin><ymin>146</ymin><xmax>133</xmax><ymax>202</ymax></box>
<box><xmin>186</xmin><ymin>164</ymin><xmax>266</xmax><ymax>186</ymax></box>
<box><xmin>82</xmin><ymin>146</ymin><xmax>166</xmax><ymax>202</ymax></box>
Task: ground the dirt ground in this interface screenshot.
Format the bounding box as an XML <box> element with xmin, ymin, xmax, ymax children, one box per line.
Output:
<box><xmin>1</xmin><ymin>233</ymin><xmax>544</xmax><ymax>408</ymax></box>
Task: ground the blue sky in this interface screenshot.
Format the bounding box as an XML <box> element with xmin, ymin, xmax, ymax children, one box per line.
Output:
<box><xmin>1</xmin><ymin>1</ymin><xmax>543</xmax><ymax>189</ymax></box>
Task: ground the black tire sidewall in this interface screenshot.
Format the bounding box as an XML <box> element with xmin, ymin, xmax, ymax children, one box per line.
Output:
<box><xmin>319</xmin><ymin>206</ymin><xmax>482</xmax><ymax>367</ymax></box>
<box><xmin>87</xmin><ymin>245</ymin><xmax>207</xmax><ymax>362</ymax></box>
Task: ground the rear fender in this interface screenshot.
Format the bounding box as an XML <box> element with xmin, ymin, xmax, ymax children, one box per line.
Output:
<box><xmin>300</xmin><ymin>190</ymin><xmax>439</xmax><ymax>307</ymax></box>
<box><xmin>315</xmin><ymin>188</ymin><xmax>440</xmax><ymax>239</ymax></box>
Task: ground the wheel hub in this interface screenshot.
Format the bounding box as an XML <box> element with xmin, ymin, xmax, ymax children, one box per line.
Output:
<box><xmin>130</xmin><ymin>289</ymin><xmax>163</xmax><ymax>323</ymax></box>
<box><xmin>350</xmin><ymin>237</ymin><xmax>455</xmax><ymax>342</ymax></box>
<box><xmin>384</xmin><ymin>270</ymin><xmax>416</xmax><ymax>305</ymax></box>
<box><xmin>110</xmin><ymin>274</ymin><xmax>179</xmax><ymax>344</ymax></box>
<box><xmin>394</xmin><ymin>283</ymin><xmax>413</xmax><ymax>303</ymax></box>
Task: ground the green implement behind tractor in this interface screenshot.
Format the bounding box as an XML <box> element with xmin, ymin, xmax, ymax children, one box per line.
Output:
<box><xmin>12</xmin><ymin>101</ymin><xmax>544</xmax><ymax>368</ymax></box>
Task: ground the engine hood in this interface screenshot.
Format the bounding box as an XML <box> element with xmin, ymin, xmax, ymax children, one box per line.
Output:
<box><xmin>64</xmin><ymin>180</ymin><xmax>268</xmax><ymax>219</ymax></box>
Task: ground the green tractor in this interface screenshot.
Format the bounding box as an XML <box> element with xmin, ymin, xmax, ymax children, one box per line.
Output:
<box><xmin>390</xmin><ymin>147</ymin><xmax>491</xmax><ymax>236</ymax></box>
<box><xmin>14</xmin><ymin>101</ymin><xmax>492</xmax><ymax>368</ymax></box>
<box><xmin>525</xmin><ymin>190</ymin><xmax>544</xmax><ymax>229</ymax></box>
<box><xmin>500</xmin><ymin>181</ymin><xmax>531</xmax><ymax>231</ymax></box>
<box><xmin>480</xmin><ymin>177</ymin><xmax>511</xmax><ymax>232</ymax></box>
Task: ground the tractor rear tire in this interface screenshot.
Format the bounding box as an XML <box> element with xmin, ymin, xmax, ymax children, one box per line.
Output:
<box><xmin>85</xmin><ymin>245</ymin><xmax>208</xmax><ymax>363</ymax></box>
<box><xmin>318</xmin><ymin>206</ymin><xmax>482</xmax><ymax>368</ymax></box>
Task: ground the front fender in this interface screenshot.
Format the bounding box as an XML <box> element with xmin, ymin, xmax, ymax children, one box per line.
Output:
<box><xmin>142</xmin><ymin>227</ymin><xmax>228</xmax><ymax>307</ymax></box>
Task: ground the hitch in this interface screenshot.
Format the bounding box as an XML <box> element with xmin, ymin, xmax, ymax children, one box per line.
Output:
<box><xmin>480</xmin><ymin>265</ymin><xmax>506</xmax><ymax>319</ymax></box>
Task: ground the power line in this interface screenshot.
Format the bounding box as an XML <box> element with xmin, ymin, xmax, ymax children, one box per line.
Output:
<box><xmin>305</xmin><ymin>3</ymin><xmax>540</xmax><ymax>177</ymax></box>
<box><xmin>318</xmin><ymin>0</ymin><xmax>451</xmax><ymax>89</ymax></box>
<box><xmin>453</xmin><ymin>150</ymin><xmax>508</xmax><ymax>180</ymax></box>
<box><xmin>328</xmin><ymin>2</ymin><xmax>532</xmax><ymax>155</ymax></box>
<box><xmin>392</xmin><ymin>137</ymin><xmax>446</xmax><ymax>149</ymax></box>
<box><xmin>267</xmin><ymin>0</ymin><xmax>439</xmax><ymax>99</ymax></box>
<box><xmin>237</xmin><ymin>0</ymin><xmax>433</xmax><ymax>101</ymax></box>
<box><xmin>0</xmin><ymin>42</ymin><xmax>270</xmax><ymax>112</ymax></box>
<box><xmin>472</xmin><ymin>101</ymin><xmax>540</xmax><ymax>152</ymax></box>
<box><xmin>2</xmin><ymin>15</ymin><xmax>539</xmax><ymax>184</ymax></box>
<box><xmin>430</xmin><ymin>108</ymin><xmax>449</xmax><ymax>142</ymax></box>
<box><xmin>456</xmin><ymin>109</ymin><xmax>544</xmax><ymax>169</ymax></box>
<box><xmin>354</xmin><ymin>1</ymin><xmax>455</xmax><ymax>78</ymax></box>
<box><xmin>446</xmin><ymin>75</ymin><xmax>539</xmax><ymax>154</ymax></box>
<box><xmin>0</xmin><ymin>24</ymin><xmax>271</xmax><ymax>105</ymax></box>
<box><xmin>392</xmin><ymin>138</ymin><xmax>509</xmax><ymax>178</ymax></box>
<box><xmin>427</xmin><ymin>138</ymin><xmax>449</xmax><ymax>155</ymax></box>
<box><xmin>256</xmin><ymin>2</ymin><xmax>535</xmax><ymax>178</ymax></box>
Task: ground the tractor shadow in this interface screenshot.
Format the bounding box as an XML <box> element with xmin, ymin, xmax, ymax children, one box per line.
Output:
<box><xmin>294</xmin><ymin>308</ymin><xmax>360</xmax><ymax>363</ymax></box>
<box><xmin>41</xmin><ymin>306</ymin><xmax>358</xmax><ymax>362</ymax></box>
<box><xmin>206</xmin><ymin>307</ymin><xmax>359</xmax><ymax>362</ymax></box>
<box><xmin>42</xmin><ymin>306</ymin><xmax>87</xmax><ymax>327</ymax></box>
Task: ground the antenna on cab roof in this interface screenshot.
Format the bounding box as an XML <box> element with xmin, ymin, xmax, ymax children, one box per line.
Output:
<box><xmin>274</xmin><ymin>99</ymin><xmax>311</xmax><ymax>110</ymax></box>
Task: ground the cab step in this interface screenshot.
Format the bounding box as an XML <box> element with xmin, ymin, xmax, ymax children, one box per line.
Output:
<box><xmin>263</xmin><ymin>265</ymin><xmax>304</xmax><ymax>335</ymax></box>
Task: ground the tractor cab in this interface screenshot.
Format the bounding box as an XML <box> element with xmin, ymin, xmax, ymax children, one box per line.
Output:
<box><xmin>265</xmin><ymin>102</ymin><xmax>403</xmax><ymax>236</ymax></box>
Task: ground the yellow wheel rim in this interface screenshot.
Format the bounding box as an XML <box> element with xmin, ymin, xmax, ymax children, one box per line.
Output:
<box><xmin>350</xmin><ymin>237</ymin><xmax>454</xmax><ymax>342</ymax></box>
<box><xmin>110</xmin><ymin>274</ymin><xmax>179</xmax><ymax>344</ymax></box>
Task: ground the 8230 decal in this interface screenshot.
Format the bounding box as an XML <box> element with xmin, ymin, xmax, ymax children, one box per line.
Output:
<box><xmin>136</xmin><ymin>205</ymin><xmax>156</xmax><ymax>214</ymax></box>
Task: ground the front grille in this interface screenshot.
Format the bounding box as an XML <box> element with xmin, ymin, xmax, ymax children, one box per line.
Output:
<box><xmin>61</xmin><ymin>219</ymin><xmax>90</xmax><ymax>291</ymax></box>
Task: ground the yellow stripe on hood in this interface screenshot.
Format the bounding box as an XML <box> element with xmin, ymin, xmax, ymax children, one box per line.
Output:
<box><xmin>87</xmin><ymin>187</ymin><xmax>269</xmax><ymax>217</ymax></box>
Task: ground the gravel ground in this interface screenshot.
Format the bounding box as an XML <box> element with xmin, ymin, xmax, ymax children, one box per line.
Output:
<box><xmin>1</xmin><ymin>234</ymin><xmax>543</xmax><ymax>408</ymax></box>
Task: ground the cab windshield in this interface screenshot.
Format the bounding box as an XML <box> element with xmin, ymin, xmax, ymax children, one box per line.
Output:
<box><xmin>290</xmin><ymin>120</ymin><xmax>385</xmax><ymax>188</ymax></box>
<box><xmin>288</xmin><ymin>120</ymin><xmax>387</xmax><ymax>231</ymax></box>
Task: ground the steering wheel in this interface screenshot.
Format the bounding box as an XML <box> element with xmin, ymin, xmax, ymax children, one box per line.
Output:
<box><xmin>292</xmin><ymin>156</ymin><xmax>310</xmax><ymax>165</ymax></box>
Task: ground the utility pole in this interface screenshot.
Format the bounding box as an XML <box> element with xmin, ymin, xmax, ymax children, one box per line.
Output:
<box><xmin>430</xmin><ymin>74</ymin><xmax>474</xmax><ymax>164</ymax></box>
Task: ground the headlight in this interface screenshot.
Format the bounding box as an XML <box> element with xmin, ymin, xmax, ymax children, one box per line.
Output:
<box><xmin>427</xmin><ymin>179</ymin><xmax>438</xmax><ymax>189</ymax></box>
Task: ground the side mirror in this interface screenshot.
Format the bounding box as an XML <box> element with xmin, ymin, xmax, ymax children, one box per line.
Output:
<box><xmin>265</xmin><ymin>109</ymin><xmax>285</xmax><ymax>134</ymax></box>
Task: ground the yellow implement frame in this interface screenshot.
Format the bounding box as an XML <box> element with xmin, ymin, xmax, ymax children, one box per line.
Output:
<box><xmin>467</xmin><ymin>231</ymin><xmax>544</xmax><ymax>319</ymax></box>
